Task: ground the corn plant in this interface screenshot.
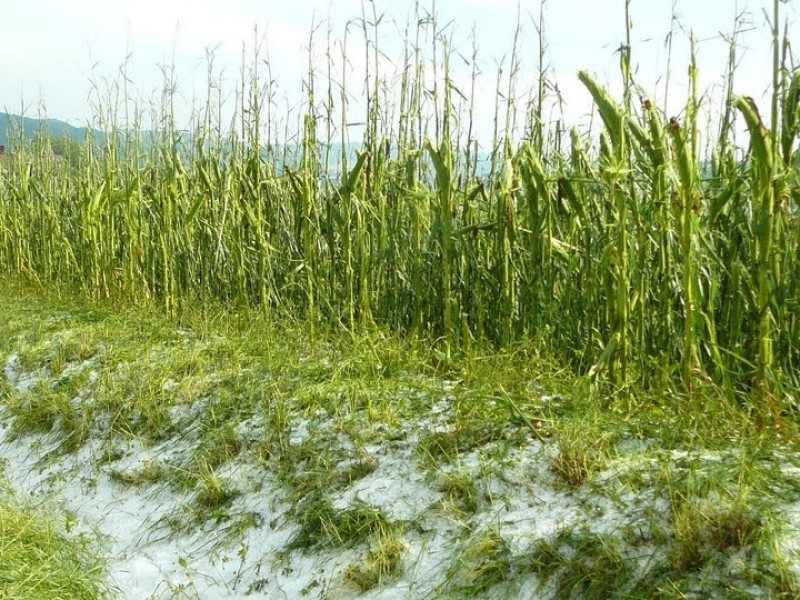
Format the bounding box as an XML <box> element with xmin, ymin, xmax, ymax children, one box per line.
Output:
<box><xmin>0</xmin><ymin>3</ymin><xmax>797</xmax><ymax>404</ymax></box>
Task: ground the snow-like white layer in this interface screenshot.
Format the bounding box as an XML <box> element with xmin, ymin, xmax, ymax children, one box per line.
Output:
<box><xmin>3</xmin><ymin>349</ymin><xmax>799</xmax><ymax>599</ymax></box>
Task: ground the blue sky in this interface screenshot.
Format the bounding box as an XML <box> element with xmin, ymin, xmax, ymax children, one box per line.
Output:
<box><xmin>0</xmin><ymin>0</ymin><xmax>794</xmax><ymax>143</ymax></box>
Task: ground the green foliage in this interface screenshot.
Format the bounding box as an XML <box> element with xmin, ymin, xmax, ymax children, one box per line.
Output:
<box><xmin>344</xmin><ymin>532</ymin><xmax>407</xmax><ymax>591</ymax></box>
<box><xmin>1</xmin><ymin>18</ymin><xmax>796</xmax><ymax>406</ymax></box>
<box><xmin>0</xmin><ymin>496</ymin><xmax>108</xmax><ymax>600</ymax></box>
<box><xmin>48</xmin><ymin>135</ymin><xmax>84</xmax><ymax>169</ymax></box>
<box><xmin>0</xmin><ymin>261</ymin><xmax>799</xmax><ymax>599</ymax></box>
<box><xmin>444</xmin><ymin>528</ymin><xmax>514</xmax><ymax>596</ymax></box>
<box><xmin>288</xmin><ymin>495</ymin><xmax>396</xmax><ymax>551</ymax></box>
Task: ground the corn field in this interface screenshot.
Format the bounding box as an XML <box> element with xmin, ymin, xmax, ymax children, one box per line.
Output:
<box><xmin>0</xmin><ymin>3</ymin><xmax>798</xmax><ymax>404</ymax></box>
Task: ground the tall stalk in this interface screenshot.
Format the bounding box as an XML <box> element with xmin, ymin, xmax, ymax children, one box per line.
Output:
<box><xmin>670</xmin><ymin>36</ymin><xmax>702</xmax><ymax>387</ymax></box>
<box><xmin>0</xmin><ymin>4</ymin><xmax>798</xmax><ymax>402</ymax></box>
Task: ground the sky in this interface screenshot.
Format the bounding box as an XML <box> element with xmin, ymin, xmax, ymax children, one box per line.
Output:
<box><xmin>0</xmin><ymin>0</ymin><xmax>796</xmax><ymax>144</ymax></box>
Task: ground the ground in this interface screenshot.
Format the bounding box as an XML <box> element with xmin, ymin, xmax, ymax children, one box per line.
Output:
<box><xmin>1</xmin><ymin>277</ymin><xmax>800</xmax><ymax>599</ymax></box>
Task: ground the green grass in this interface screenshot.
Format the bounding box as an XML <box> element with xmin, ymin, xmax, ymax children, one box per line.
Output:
<box><xmin>442</xmin><ymin>527</ymin><xmax>515</xmax><ymax>596</ymax></box>
<box><xmin>344</xmin><ymin>531</ymin><xmax>407</xmax><ymax>592</ymax></box>
<box><xmin>529</xmin><ymin>528</ymin><xmax>633</xmax><ymax>600</ymax></box>
<box><xmin>288</xmin><ymin>493</ymin><xmax>397</xmax><ymax>551</ymax></box>
<box><xmin>1</xmin><ymin>274</ymin><xmax>800</xmax><ymax>597</ymax></box>
<box><xmin>0</xmin><ymin>490</ymin><xmax>108</xmax><ymax>600</ymax></box>
<box><xmin>525</xmin><ymin>440</ymin><xmax>800</xmax><ymax>599</ymax></box>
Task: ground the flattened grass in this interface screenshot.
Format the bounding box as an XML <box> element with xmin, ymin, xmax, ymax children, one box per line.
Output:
<box><xmin>0</xmin><ymin>493</ymin><xmax>107</xmax><ymax>600</ymax></box>
<box><xmin>1</xmin><ymin>277</ymin><xmax>800</xmax><ymax>598</ymax></box>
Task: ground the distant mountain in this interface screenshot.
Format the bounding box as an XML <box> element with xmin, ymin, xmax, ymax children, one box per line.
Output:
<box><xmin>0</xmin><ymin>113</ymin><xmax>102</xmax><ymax>149</ymax></box>
<box><xmin>0</xmin><ymin>114</ymin><xmax>496</xmax><ymax>178</ymax></box>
